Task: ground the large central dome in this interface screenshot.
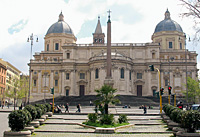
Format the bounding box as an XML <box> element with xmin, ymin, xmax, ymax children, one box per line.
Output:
<box><xmin>154</xmin><ymin>9</ymin><xmax>183</xmax><ymax>33</ymax></box>
<box><xmin>46</xmin><ymin>12</ymin><xmax>74</xmax><ymax>35</ymax></box>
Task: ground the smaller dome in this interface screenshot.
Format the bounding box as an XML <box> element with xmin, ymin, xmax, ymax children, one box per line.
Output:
<box><xmin>46</xmin><ymin>12</ymin><xmax>74</xmax><ymax>35</ymax></box>
<box><xmin>154</xmin><ymin>9</ymin><xmax>183</xmax><ymax>33</ymax></box>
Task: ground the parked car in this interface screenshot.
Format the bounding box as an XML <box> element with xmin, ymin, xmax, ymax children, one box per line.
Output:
<box><xmin>191</xmin><ymin>104</ymin><xmax>200</xmax><ymax>111</ymax></box>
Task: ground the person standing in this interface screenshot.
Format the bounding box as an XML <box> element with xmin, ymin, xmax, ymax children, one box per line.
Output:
<box><xmin>177</xmin><ymin>101</ymin><xmax>183</xmax><ymax>110</ymax></box>
<box><xmin>2</xmin><ymin>101</ymin><xmax>4</xmax><ymax>109</ymax></box>
<box><xmin>76</xmin><ymin>104</ymin><xmax>81</xmax><ymax>113</ymax></box>
<box><xmin>65</xmin><ymin>103</ymin><xmax>69</xmax><ymax>113</ymax></box>
<box><xmin>144</xmin><ymin>105</ymin><xmax>147</xmax><ymax>114</ymax></box>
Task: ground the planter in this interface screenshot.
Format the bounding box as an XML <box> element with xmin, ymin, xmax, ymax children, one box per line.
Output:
<box><xmin>172</xmin><ymin>127</ymin><xmax>186</xmax><ymax>137</ymax></box>
<box><xmin>24</xmin><ymin>126</ymin><xmax>34</xmax><ymax>134</ymax></box>
<box><xmin>176</xmin><ymin>131</ymin><xmax>200</xmax><ymax>137</ymax></box>
<box><xmin>4</xmin><ymin>130</ymin><xmax>31</xmax><ymax>137</ymax></box>
<box><xmin>95</xmin><ymin>128</ymin><xmax>115</xmax><ymax>133</ymax></box>
<box><xmin>35</xmin><ymin>118</ymin><xmax>45</xmax><ymax>125</ymax></box>
<box><xmin>42</xmin><ymin>114</ymin><xmax>48</xmax><ymax>119</ymax></box>
<box><xmin>168</xmin><ymin>121</ymin><xmax>181</xmax><ymax>130</ymax></box>
<box><xmin>41</xmin><ymin>115</ymin><xmax>47</xmax><ymax>121</ymax></box>
<box><xmin>29</xmin><ymin>120</ymin><xmax>40</xmax><ymax>128</ymax></box>
<box><xmin>45</xmin><ymin>112</ymin><xmax>53</xmax><ymax>117</ymax></box>
<box><xmin>162</xmin><ymin>115</ymin><xmax>170</xmax><ymax>123</ymax></box>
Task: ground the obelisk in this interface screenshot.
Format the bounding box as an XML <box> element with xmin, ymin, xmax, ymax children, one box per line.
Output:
<box><xmin>104</xmin><ymin>10</ymin><xmax>114</xmax><ymax>86</ymax></box>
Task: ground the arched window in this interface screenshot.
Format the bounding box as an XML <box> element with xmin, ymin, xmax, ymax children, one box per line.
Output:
<box><xmin>95</xmin><ymin>68</ymin><xmax>99</xmax><ymax>79</ymax></box>
<box><xmin>120</xmin><ymin>68</ymin><xmax>124</xmax><ymax>79</ymax></box>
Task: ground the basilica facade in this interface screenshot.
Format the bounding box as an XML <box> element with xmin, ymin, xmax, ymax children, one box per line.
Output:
<box><xmin>29</xmin><ymin>9</ymin><xmax>198</xmax><ymax>102</ymax></box>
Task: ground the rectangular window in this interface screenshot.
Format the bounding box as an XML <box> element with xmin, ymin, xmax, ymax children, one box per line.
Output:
<box><xmin>152</xmin><ymin>53</ymin><xmax>155</xmax><ymax>59</ymax></box>
<box><xmin>169</xmin><ymin>42</ymin><xmax>173</xmax><ymax>48</ymax></box>
<box><xmin>67</xmin><ymin>53</ymin><xmax>70</xmax><ymax>59</ymax></box>
<box><xmin>55</xmin><ymin>80</ymin><xmax>58</xmax><ymax>86</ymax></box>
<box><xmin>129</xmin><ymin>70</ymin><xmax>131</xmax><ymax>80</ymax></box>
<box><xmin>180</xmin><ymin>43</ymin><xmax>182</xmax><ymax>49</ymax></box>
<box><xmin>137</xmin><ymin>73</ymin><xmax>142</xmax><ymax>79</ymax></box>
<box><xmin>165</xmin><ymin>79</ymin><xmax>168</xmax><ymax>86</ymax></box>
<box><xmin>34</xmin><ymin>80</ymin><xmax>37</xmax><ymax>86</ymax></box>
<box><xmin>47</xmin><ymin>44</ymin><xmax>49</xmax><ymax>51</ymax></box>
<box><xmin>66</xmin><ymin>73</ymin><xmax>69</xmax><ymax>79</ymax></box>
<box><xmin>55</xmin><ymin>43</ymin><xmax>59</xmax><ymax>50</ymax></box>
<box><xmin>80</xmin><ymin>73</ymin><xmax>85</xmax><ymax>79</ymax></box>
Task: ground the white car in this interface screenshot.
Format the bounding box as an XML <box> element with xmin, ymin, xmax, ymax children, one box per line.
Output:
<box><xmin>191</xmin><ymin>104</ymin><xmax>200</xmax><ymax>111</ymax></box>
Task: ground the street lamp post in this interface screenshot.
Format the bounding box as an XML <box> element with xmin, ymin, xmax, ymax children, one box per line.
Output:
<box><xmin>184</xmin><ymin>34</ymin><xmax>190</xmax><ymax>104</ymax></box>
<box><xmin>27</xmin><ymin>33</ymin><xmax>38</xmax><ymax>104</ymax></box>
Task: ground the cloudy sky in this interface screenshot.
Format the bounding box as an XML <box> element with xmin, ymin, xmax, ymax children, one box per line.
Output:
<box><xmin>0</xmin><ymin>0</ymin><xmax>198</xmax><ymax>74</ymax></box>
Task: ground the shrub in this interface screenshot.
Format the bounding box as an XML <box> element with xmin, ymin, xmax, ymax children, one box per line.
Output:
<box><xmin>88</xmin><ymin>113</ymin><xmax>98</xmax><ymax>123</ymax></box>
<box><xmin>23</xmin><ymin>109</ymin><xmax>32</xmax><ymax>126</ymax></box>
<box><xmin>166</xmin><ymin>105</ymin><xmax>176</xmax><ymax>116</ymax></box>
<box><xmin>8</xmin><ymin>110</ymin><xmax>26</xmax><ymax>131</ymax></box>
<box><xmin>118</xmin><ymin>114</ymin><xmax>128</xmax><ymax>124</ymax></box>
<box><xmin>170</xmin><ymin>108</ymin><xmax>182</xmax><ymax>123</ymax></box>
<box><xmin>35</xmin><ymin>104</ymin><xmax>47</xmax><ymax>115</ymax></box>
<box><xmin>35</xmin><ymin>107</ymin><xmax>43</xmax><ymax>119</ymax></box>
<box><xmin>24</xmin><ymin>105</ymin><xmax>37</xmax><ymax>120</ymax></box>
<box><xmin>176</xmin><ymin>110</ymin><xmax>185</xmax><ymax>124</ymax></box>
<box><xmin>45</xmin><ymin>103</ymin><xmax>51</xmax><ymax>112</ymax></box>
<box><xmin>163</xmin><ymin>104</ymin><xmax>170</xmax><ymax>113</ymax></box>
<box><xmin>99</xmin><ymin>114</ymin><xmax>115</xmax><ymax>125</ymax></box>
<box><xmin>181</xmin><ymin>110</ymin><xmax>200</xmax><ymax>133</ymax></box>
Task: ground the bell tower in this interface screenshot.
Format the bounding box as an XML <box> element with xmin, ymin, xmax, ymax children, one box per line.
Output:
<box><xmin>93</xmin><ymin>16</ymin><xmax>105</xmax><ymax>44</ymax></box>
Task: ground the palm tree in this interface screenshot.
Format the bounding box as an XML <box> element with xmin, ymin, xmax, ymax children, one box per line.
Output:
<box><xmin>95</xmin><ymin>84</ymin><xmax>120</xmax><ymax>114</ymax></box>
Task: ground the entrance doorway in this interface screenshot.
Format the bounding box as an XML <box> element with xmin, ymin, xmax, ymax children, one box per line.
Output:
<box><xmin>137</xmin><ymin>85</ymin><xmax>142</xmax><ymax>96</ymax></box>
<box><xmin>79</xmin><ymin>85</ymin><xmax>85</xmax><ymax>96</ymax></box>
<box><xmin>66</xmin><ymin>89</ymin><xmax>69</xmax><ymax>96</ymax></box>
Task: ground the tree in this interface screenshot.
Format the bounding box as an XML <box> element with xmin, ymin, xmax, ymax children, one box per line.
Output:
<box><xmin>182</xmin><ymin>77</ymin><xmax>200</xmax><ymax>103</ymax></box>
<box><xmin>19</xmin><ymin>76</ymin><xmax>29</xmax><ymax>105</ymax></box>
<box><xmin>94</xmin><ymin>85</ymin><xmax>120</xmax><ymax>114</ymax></box>
<box><xmin>5</xmin><ymin>76</ymin><xmax>29</xmax><ymax>110</ymax></box>
<box><xmin>179</xmin><ymin>0</ymin><xmax>200</xmax><ymax>41</ymax></box>
<box><xmin>6</xmin><ymin>78</ymin><xmax>20</xmax><ymax>110</ymax></box>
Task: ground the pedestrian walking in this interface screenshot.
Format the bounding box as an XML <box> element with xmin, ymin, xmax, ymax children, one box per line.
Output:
<box><xmin>1</xmin><ymin>101</ymin><xmax>4</xmax><ymax>109</ymax></box>
<box><xmin>144</xmin><ymin>105</ymin><xmax>147</xmax><ymax>114</ymax></box>
<box><xmin>19</xmin><ymin>103</ymin><xmax>23</xmax><ymax>110</ymax></box>
<box><xmin>89</xmin><ymin>100</ymin><xmax>92</xmax><ymax>106</ymax></box>
<box><xmin>76</xmin><ymin>104</ymin><xmax>81</xmax><ymax>113</ymax></box>
<box><xmin>65</xmin><ymin>103</ymin><xmax>69</xmax><ymax>113</ymax></box>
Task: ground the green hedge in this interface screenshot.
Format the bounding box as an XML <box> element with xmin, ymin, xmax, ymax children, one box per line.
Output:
<box><xmin>163</xmin><ymin>104</ymin><xmax>200</xmax><ymax>133</ymax></box>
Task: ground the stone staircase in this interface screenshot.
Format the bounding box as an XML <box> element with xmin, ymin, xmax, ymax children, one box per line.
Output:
<box><xmin>32</xmin><ymin>95</ymin><xmax>171</xmax><ymax>107</ymax></box>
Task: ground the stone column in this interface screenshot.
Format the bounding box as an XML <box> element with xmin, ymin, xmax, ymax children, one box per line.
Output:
<box><xmin>61</xmin><ymin>71</ymin><xmax>65</xmax><ymax>96</ymax></box>
<box><xmin>38</xmin><ymin>71</ymin><xmax>42</xmax><ymax>94</ymax></box>
<box><xmin>50</xmin><ymin>71</ymin><xmax>53</xmax><ymax>88</ymax></box>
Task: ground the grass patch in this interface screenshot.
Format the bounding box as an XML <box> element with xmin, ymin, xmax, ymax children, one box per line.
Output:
<box><xmin>83</xmin><ymin>121</ymin><xmax>129</xmax><ymax>128</ymax></box>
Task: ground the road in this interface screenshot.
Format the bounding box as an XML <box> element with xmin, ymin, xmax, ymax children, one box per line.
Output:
<box><xmin>0</xmin><ymin>112</ymin><xmax>10</xmax><ymax>137</ymax></box>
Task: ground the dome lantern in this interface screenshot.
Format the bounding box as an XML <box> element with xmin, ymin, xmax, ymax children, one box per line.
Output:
<box><xmin>154</xmin><ymin>9</ymin><xmax>183</xmax><ymax>33</ymax></box>
<box><xmin>46</xmin><ymin>12</ymin><xmax>74</xmax><ymax>35</ymax></box>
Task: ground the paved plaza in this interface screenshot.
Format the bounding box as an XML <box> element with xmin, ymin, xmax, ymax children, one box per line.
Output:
<box><xmin>0</xmin><ymin>106</ymin><xmax>173</xmax><ymax>137</ymax></box>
